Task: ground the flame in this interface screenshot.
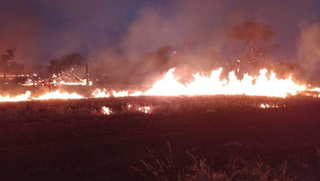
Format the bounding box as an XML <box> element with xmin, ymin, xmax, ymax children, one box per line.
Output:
<box><xmin>58</xmin><ymin>79</ymin><xmax>92</xmax><ymax>86</ymax></box>
<box><xmin>113</xmin><ymin>90</ymin><xmax>129</xmax><ymax>97</ymax></box>
<box><xmin>0</xmin><ymin>90</ymin><xmax>84</xmax><ymax>102</ymax></box>
<box><xmin>92</xmin><ymin>88</ymin><xmax>110</xmax><ymax>98</ymax></box>
<box><xmin>259</xmin><ymin>103</ymin><xmax>282</xmax><ymax>109</ymax></box>
<box><xmin>92</xmin><ymin>89</ymin><xmax>143</xmax><ymax>98</ymax></box>
<box><xmin>21</xmin><ymin>72</ymin><xmax>92</xmax><ymax>87</ymax></box>
<box><xmin>138</xmin><ymin>106</ymin><xmax>151</xmax><ymax>114</ymax></box>
<box><xmin>101</xmin><ymin>104</ymin><xmax>151</xmax><ymax>115</ymax></box>
<box><xmin>127</xmin><ymin>104</ymin><xmax>132</xmax><ymax>109</ymax></box>
<box><xmin>0</xmin><ymin>67</ymin><xmax>319</xmax><ymax>103</ymax></box>
<box><xmin>130</xmin><ymin>91</ymin><xmax>144</xmax><ymax>97</ymax></box>
<box><xmin>0</xmin><ymin>91</ymin><xmax>31</xmax><ymax>102</ymax></box>
<box><xmin>127</xmin><ymin>104</ymin><xmax>151</xmax><ymax>113</ymax></box>
<box><xmin>260</xmin><ymin>103</ymin><xmax>273</xmax><ymax>108</ymax></box>
<box><xmin>145</xmin><ymin>68</ymin><xmax>307</xmax><ymax>98</ymax></box>
<box><xmin>102</xmin><ymin>106</ymin><xmax>112</xmax><ymax>115</ymax></box>
<box><xmin>33</xmin><ymin>90</ymin><xmax>84</xmax><ymax>100</ymax></box>
<box><xmin>260</xmin><ymin>103</ymin><xmax>270</xmax><ymax>108</ymax></box>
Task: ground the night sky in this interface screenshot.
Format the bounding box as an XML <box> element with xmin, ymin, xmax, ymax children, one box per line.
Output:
<box><xmin>0</xmin><ymin>0</ymin><xmax>319</xmax><ymax>68</ymax></box>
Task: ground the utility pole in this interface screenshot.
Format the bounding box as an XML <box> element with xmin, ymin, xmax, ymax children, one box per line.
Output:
<box><xmin>86</xmin><ymin>61</ymin><xmax>89</xmax><ymax>86</ymax></box>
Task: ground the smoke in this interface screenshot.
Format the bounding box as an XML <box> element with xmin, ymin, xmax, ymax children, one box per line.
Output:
<box><xmin>120</xmin><ymin>0</ymin><xmax>230</xmax><ymax>62</ymax></box>
<box><xmin>0</xmin><ymin>1</ymin><xmax>44</xmax><ymax>65</ymax></box>
<box><xmin>0</xmin><ymin>0</ymin><xmax>319</xmax><ymax>85</ymax></box>
<box><xmin>86</xmin><ymin>0</ymin><xmax>320</xmax><ymax>85</ymax></box>
<box><xmin>0</xmin><ymin>0</ymin><xmax>149</xmax><ymax>65</ymax></box>
<box><xmin>90</xmin><ymin>0</ymin><xmax>233</xmax><ymax>84</ymax></box>
<box><xmin>297</xmin><ymin>23</ymin><xmax>320</xmax><ymax>83</ymax></box>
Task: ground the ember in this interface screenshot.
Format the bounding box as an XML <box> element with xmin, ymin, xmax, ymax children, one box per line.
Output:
<box><xmin>138</xmin><ymin>106</ymin><xmax>151</xmax><ymax>114</ymax></box>
<box><xmin>101</xmin><ymin>106</ymin><xmax>112</xmax><ymax>115</ymax></box>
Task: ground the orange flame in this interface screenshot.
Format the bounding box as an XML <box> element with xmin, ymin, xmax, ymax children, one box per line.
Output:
<box><xmin>138</xmin><ymin>106</ymin><xmax>151</xmax><ymax>113</ymax></box>
<box><xmin>102</xmin><ymin>106</ymin><xmax>112</xmax><ymax>115</ymax></box>
<box><xmin>0</xmin><ymin>68</ymin><xmax>318</xmax><ymax>103</ymax></box>
<box><xmin>34</xmin><ymin>90</ymin><xmax>84</xmax><ymax>100</ymax></box>
<box><xmin>144</xmin><ymin>68</ymin><xmax>307</xmax><ymax>98</ymax></box>
<box><xmin>0</xmin><ymin>91</ymin><xmax>31</xmax><ymax>102</ymax></box>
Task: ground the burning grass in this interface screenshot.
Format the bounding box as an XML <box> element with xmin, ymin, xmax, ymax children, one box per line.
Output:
<box><xmin>2</xmin><ymin>67</ymin><xmax>320</xmax><ymax>103</ymax></box>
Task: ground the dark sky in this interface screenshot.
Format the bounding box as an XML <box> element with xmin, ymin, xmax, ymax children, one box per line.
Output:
<box><xmin>0</xmin><ymin>0</ymin><xmax>319</xmax><ymax>66</ymax></box>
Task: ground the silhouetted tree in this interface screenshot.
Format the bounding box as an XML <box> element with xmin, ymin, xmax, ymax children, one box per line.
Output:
<box><xmin>48</xmin><ymin>53</ymin><xmax>86</xmax><ymax>74</ymax></box>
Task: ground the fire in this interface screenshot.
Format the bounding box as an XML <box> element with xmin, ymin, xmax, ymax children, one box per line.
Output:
<box><xmin>0</xmin><ymin>67</ymin><xmax>319</xmax><ymax>102</ymax></box>
<box><xmin>91</xmin><ymin>68</ymin><xmax>308</xmax><ymax>98</ymax></box>
<box><xmin>101</xmin><ymin>104</ymin><xmax>151</xmax><ymax>115</ymax></box>
<box><xmin>0</xmin><ymin>91</ymin><xmax>31</xmax><ymax>102</ymax></box>
<box><xmin>127</xmin><ymin>104</ymin><xmax>152</xmax><ymax>113</ymax></box>
<box><xmin>57</xmin><ymin>79</ymin><xmax>92</xmax><ymax>86</ymax></box>
<box><xmin>34</xmin><ymin>90</ymin><xmax>84</xmax><ymax>100</ymax></box>
<box><xmin>130</xmin><ymin>91</ymin><xmax>144</xmax><ymax>97</ymax></box>
<box><xmin>145</xmin><ymin>68</ymin><xmax>307</xmax><ymax>98</ymax></box>
<box><xmin>138</xmin><ymin>106</ymin><xmax>151</xmax><ymax>114</ymax></box>
<box><xmin>259</xmin><ymin>103</ymin><xmax>279</xmax><ymax>109</ymax></box>
<box><xmin>113</xmin><ymin>90</ymin><xmax>129</xmax><ymax>97</ymax></box>
<box><xmin>92</xmin><ymin>88</ymin><xmax>110</xmax><ymax>98</ymax></box>
<box><xmin>92</xmin><ymin>89</ymin><xmax>144</xmax><ymax>98</ymax></box>
<box><xmin>101</xmin><ymin>106</ymin><xmax>112</xmax><ymax>115</ymax></box>
<box><xmin>0</xmin><ymin>90</ymin><xmax>83</xmax><ymax>102</ymax></box>
<box><xmin>21</xmin><ymin>70</ymin><xmax>92</xmax><ymax>87</ymax></box>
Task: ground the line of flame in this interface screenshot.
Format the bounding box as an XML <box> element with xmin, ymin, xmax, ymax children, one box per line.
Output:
<box><xmin>1</xmin><ymin>68</ymin><xmax>319</xmax><ymax>102</ymax></box>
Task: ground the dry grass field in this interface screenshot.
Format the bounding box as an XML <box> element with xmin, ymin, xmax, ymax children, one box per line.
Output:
<box><xmin>0</xmin><ymin>96</ymin><xmax>320</xmax><ymax>180</ymax></box>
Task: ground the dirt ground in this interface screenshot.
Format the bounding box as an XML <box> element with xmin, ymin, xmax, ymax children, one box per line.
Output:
<box><xmin>0</xmin><ymin>96</ymin><xmax>320</xmax><ymax>180</ymax></box>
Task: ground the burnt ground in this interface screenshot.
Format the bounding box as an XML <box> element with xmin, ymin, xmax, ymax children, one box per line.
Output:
<box><xmin>0</xmin><ymin>96</ymin><xmax>320</xmax><ymax>180</ymax></box>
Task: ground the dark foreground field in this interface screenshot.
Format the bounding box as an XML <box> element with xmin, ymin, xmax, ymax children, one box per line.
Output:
<box><xmin>0</xmin><ymin>96</ymin><xmax>320</xmax><ymax>181</ymax></box>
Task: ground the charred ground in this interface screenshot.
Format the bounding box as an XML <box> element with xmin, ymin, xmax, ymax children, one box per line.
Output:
<box><xmin>0</xmin><ymin>96</ymin><xmax>320</xmax><ymax>180</ymax></box>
